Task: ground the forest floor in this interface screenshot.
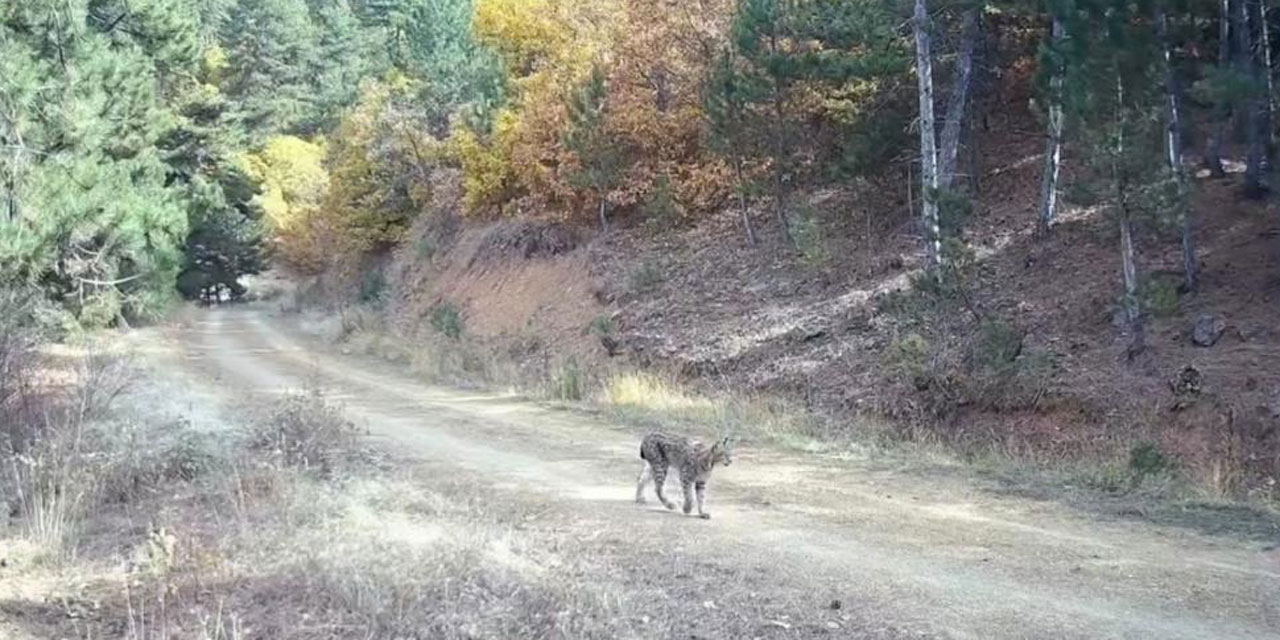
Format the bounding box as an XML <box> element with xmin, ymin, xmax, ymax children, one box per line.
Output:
<box><xmin>5</xmin><ymin>304</ymin><xmax>1276</xmax><ymax>639</ymax></box>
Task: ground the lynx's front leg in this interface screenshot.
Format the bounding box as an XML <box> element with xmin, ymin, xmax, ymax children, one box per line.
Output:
<box><xmin>681</xmin><ymin>478</ymin><xmax>695</xmax><ymax>515</ymax></box>
<box><xmin>635</xmin><ymin>463</ymin><xmax>652</xmax><ymax>504</ymax></box>
<box><xmin>695</xmin><ymin>480</ymin><xmax>710</xmax><ymax>519</ymax></box>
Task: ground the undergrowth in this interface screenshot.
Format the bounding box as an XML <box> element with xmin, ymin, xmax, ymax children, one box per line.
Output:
<box><xmin>1</xmin><ymin>349</ymin><xmax>633</xmax><ymax>639</ymax></box>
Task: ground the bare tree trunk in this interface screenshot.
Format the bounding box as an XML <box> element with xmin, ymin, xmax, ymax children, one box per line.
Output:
<box><xmin>913</xmin><ymin>0</ymin><xmax>941</xmax><ymax>276</ymax></box>
<box><xmin>967</xmin><ymin>13</ymin><xmax>986</xmax><ymax>196</ymax></box>
<box><xmin>938</xmin><ymin>7</ymin><xmax>980</xmax><ymax>189</ymax></box>
<box><xmin>1038</xmin><ymin>16</ymin><xmax>1065</xmax><ymax>237</ymax></box>
<box><xmin>1259</xmin><ymin>0</ymin><xmax>1274</xmax><ymax>162</ymax></box>
<box><xmin>767</xmin><ymin>30</ymin><xmax>792</xmax><ymax>243</ymax></box>
<box><xmin>598</xmin><ymin>197</ymin><xmax>609</xmax><ymax>233</ymax></box>
<box><xmin>1119</xmin><ymin>210</ymin><xmax>1144</xmax><ymax>358</ymax></box>
<box><xmin>1245</xmin><ymin>0</ymin><xmax>1270</xmax><ymax>197</ymax></box>
<box><xmin>1158</xmin><ymin>7</ymin><xmax>1197</xmax><ymax>291</ymax></box>
<box><xmin>735</xmin><ymin>156</ymin><xmax>756</xmax><ymax>246</ymax></box>
<box><xmin>1112</xmin><ymin>73</ymin><xmax>1144</xmax><ymax>358</ymax></box>
<box><xmin>771</xmin><ymin>78</ymin><xmax>791</xmax><ymax>242</ymax></box>
<box><xmin>3</xmin><ymin>176</ymin><xmax>15</xmax><ymax>222</ymax></box>
<box><xmin>1207</xmin><ymin>0</ymin><xmax>1232</xmax><ymax>177</ymax></box>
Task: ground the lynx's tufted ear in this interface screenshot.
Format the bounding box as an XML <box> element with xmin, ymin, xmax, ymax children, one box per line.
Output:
<box><xmin>716</xmin><ymin>436</ymin><xmax>733</xmax><ymax>465</ymax></box>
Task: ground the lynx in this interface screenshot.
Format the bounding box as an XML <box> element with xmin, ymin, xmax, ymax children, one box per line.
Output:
<box><xmin>635</xmin><ymin>432</ymin><xmax>732</xmax><ymax>519</ymax></box>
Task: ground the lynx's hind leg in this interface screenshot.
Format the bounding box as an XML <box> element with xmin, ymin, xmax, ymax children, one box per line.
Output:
<box><xmin>651</xmin><ymin>464</ymin><xmax>676</xmax><ymax>510</ymax></box>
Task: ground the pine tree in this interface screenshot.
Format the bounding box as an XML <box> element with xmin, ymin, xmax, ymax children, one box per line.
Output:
<box><xmin>1060</xmin><ymin>0</ymin><xmax>1165</xmax><ymax>358</ymax></box>
<box><xmin>219</xmin><ymin>0</ymin><xmax>321</xmax><ymax>142</ymax></box>
<box><xmin>564</xmin><ymin>66</ymin><xmax>625</xmax><ymax>232</ymax></box>
<box><xmin>357</xmin><ymin>0</ymin><xmax>503</xmax><ymax>135</ymax></box>
<box><xmin>705</xmin><ymin>48</ymin><xmax>766</xmax><ymax>246</ymax></box>
<box><xmin>1243</xmin><ymin>0</ymin><xmax>1269</xmax><ymax>196</ymax></box>
<box><xmin>1156</xmin><ymin>2</ymin><xmax>1196</xmax><ymax>291</ymax></box>
<box><xmin>305</xmin><ymin>0</ymin><xmax>380</xmax><ymax>133</ymax></box>
<box><xmin>730</xmin><ymin>0</ymin><xmax>904</xmax><ymax>243</ymax></box>
<box><xmin>1</xmin><ymin>0</ymin><xmax>193</xmax><ymax>325</ymax></box>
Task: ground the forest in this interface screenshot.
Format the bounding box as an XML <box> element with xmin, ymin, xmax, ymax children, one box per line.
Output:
<box><xmin>3</xmin><ymin>0</ymin><xmax>1271</xmax><ymax>335</ymax></box>
<box><xmin>5</xmin><ymin>3</ymin><xmax>1280</xmax><ymax>637</ymax></box>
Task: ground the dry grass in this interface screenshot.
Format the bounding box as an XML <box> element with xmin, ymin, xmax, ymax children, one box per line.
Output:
<box><xmin>598</xmin><ymin>371</ymin><xmax>825</xmax><ymax>449</ymax></box>
<box><xmin>1</xmin><ymin>351</ymin><xmax>635</xmax><ymax>640</ymax></box>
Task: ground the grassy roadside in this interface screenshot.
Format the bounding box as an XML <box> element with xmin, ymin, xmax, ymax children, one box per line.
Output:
<box><xmin>0</xmin><ymin>336</ymin><xmax>625</xmax><ymax>639</ymax></box>
<box><xmin>314</xmin><ymin>308</ymin><xmax>1280</xmax><ymax>543</ymax></box>
<box><xmin>2</xmin><ymin>331</ymin><xmax>868</xmax><ymax>640</ymax></box>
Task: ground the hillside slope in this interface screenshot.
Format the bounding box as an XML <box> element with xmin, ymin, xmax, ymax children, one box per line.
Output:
<box><xmin>347</xmin><ymin>45</ymin><xmax>1280</xmax><ymax>500</ymax></box>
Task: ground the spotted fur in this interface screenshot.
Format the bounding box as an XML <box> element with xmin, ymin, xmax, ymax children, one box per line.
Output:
<box><xmin>635</xmin><ymin>432</ymin><xmax>733</xmax><ymax>519</ymax></box>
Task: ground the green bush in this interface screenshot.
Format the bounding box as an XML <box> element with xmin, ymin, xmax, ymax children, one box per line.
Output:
<box><xmin>583</xmin><ymin>313</ymin><xmax>616</xmax><ymax>338</ymax></box>
<box><xmin>1141</xmin><ymin>276</ymin><xmax>1180</xmax><ymax>318</ymax></box>
<box><xmin>1128</xmin><ymin>441</ymin><xmax>1172</xmax><ymax>484</ymax></box>
<box><xmin>975</xmin><ymin>318</ymin><xmax>1022</xmax><ymax>371</ymax></box>
<box><xmin>359</xmin><ymin>269</ymin><xmax>388</xmax><ymax>305</ymax></box>
<box><xmin>628</xmin><ymin>261</ymin><xmax>664</xmax><ymax>294</ymax></box>
<box><xmin>547</xmin><ymin>357</ymin><xmax>586</xmax><ymax>401</ymax></box>
<box><xmin>429</xmin><ymin>303</ymin><xmax>463</xmax><ymax>339</ymax></box>
<box><xmin>642</xmin><ymin>175</ymin><xmax>680</xmax><ymax>232</ymax></box>
<box><xmin>790</xmin><ymin>208</ymin><xmax>829</xmax><ymax>266</ymax></box>
<box><xmin>886</xmin><ymin>332</ymin><xmax>931</xmax><ymax>388</ymax></box>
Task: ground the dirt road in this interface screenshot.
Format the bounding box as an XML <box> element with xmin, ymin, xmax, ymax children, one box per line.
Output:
<box><xmin>168</xmin><ymin>305</ymin><xmax>1279</xmax><ymax>639</ymax></box>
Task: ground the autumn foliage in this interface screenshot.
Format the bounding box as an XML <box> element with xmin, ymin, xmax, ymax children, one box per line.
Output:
<box><xmin>254</xmin><ymin>0</ymin><xmax>913</xmax><ymax>273</ymax></box>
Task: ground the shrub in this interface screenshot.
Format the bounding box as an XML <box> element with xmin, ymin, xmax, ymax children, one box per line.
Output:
<box><xmin>98</xmin><ymin>421</ymin><xmax>227</xmax><ymax>504</ymax></box>
<box><xmin>547</xmin><ymin>358</ymin><xmax>586</xmax><ymax>401</ymax></box>
<box><xmin>1129</xmin><ymin>441</ymin><xmax>1173</xmax><ymax>485</ymax></box>
<box><xmin>358</xmin><ymin>269</ymin><xmax>388</xmax><ymax>306</ymax></box>
<box><xmin>974</xmin><ymin>318</ymin><xmax>1022</xmax><ymax>371</ymax></box>
<box><xmin>584</xmin><ymin>313</ymin><xmax>616</xmax><ymax>338</ymax></box>
<box><xmin>429</xmin><ymin>302</ymin><xmax>464</xmax><ymax>339</ymax></box>
<box><xmin>628</xmin><ymin>260</ymin><xmax>664</xmax><ymax>294</ymax></box>
<box><xmin>1</xmin><ymin>290</ymin><xmax>41</xmax><ymax>449</ymax></box>
<box><xmin>1141</xmin><ymin>276</ymin><xmax>1180</xmax><ymax>318</ymax></box>
<box><xmin>790</xmin><ymin>208</ymin><xmax>829</xmax><ymax>266</ymax></box>
<box><xmin>642</xmin><ymin>175</ymin><xmax>680</xmax><ymax>232</ymax></box>
<box><xmin>247</xmin><ymin>389</ymin><xmax>358</xmax><ymax>476</ymax></box>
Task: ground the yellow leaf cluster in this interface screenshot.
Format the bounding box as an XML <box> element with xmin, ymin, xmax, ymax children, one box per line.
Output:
<box><xmin>454</xmin><ymin>0</ymin><xmax>736</xmax><ymax>222</ymax></box>
<box><xmin>324</xmin><ymin>80</ymin><xmax>440</xmax><ymax>252</ymax></box>
<box><xmin>238</xmin><ymin>135</ymin><xmax>331</xmax><ymax>273</ymax></box>
<box><xmin>456</xmin><ymin>0</ymin><xmax>618</xmax><ymax>216</ymax></box>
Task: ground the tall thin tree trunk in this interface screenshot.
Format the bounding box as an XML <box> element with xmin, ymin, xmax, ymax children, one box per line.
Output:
<box><xmin>939</xmin><ymin>7</ymin><xmax>980</xmax><ymax>189</ymax></box>
<box><xmin>768</xmin><ymin>31</ymin><xmax>792</xmax><ymax>243</ymax></box>
<box><xmin>735</xmin><ymin>156</ymin><xmax>756</xmax><ymax>246</ymax></box>
<box><xmin>1208</xmin><ymin>0</ymin><xmax>1232</xmax><ymax>177</ymax></box>
<box><xmin>771</xmin><ymin>79</ymin><xmax>791</xmax><ymax>242</ymax></box>
<box><xmin>1112</xmin><ymin>73</ymin><xmax>1144</xmax><ymax>359</ymax></box>
<box><xmin>1259</xmin><ymin>0</ymin><xmax>1274</xmax><ymax>161</ymax></box>
<box><xmin>913</xmin><ymin>0</ymin><xmax>941</xmax><ymax>275</ymax></box>
<box><xmin>3</xmin><ymin>176</ymin><xmax>15</xmax><ymax>222</ymax></box>
<box><xmin>598</xmin><ymin>197</ymin><xmax>609</xmax><ymax>233</ymax></box>
<box><xmin>1245</xmin><ymin>0</ymin><xmax>1270</xmax><ymax>197</ymax></box>
<box><xmin>1038</xmin><ymin>16</ymin><xmax>1065</xmax><ymax>237</ymax></box>
<box><xmin>967</xmin><ymin>13</ymin><xmax>986</xmax><ymax>196</ymax></box>
<box><xmin>1119</xmin><ymin>209</ymin><xmax>1144</xmax><ymax>358</ymax></box>
<box><xmin>1158</xmin><ymin>7</ymin><xmax>1197</xmax><ymax>291</ymax></box>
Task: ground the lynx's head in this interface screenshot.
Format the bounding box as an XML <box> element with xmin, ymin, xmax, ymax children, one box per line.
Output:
<box><xmin>710</xmin><ymin>437</ymin><xmax>734</xmax><ymax>466</ymax></box>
